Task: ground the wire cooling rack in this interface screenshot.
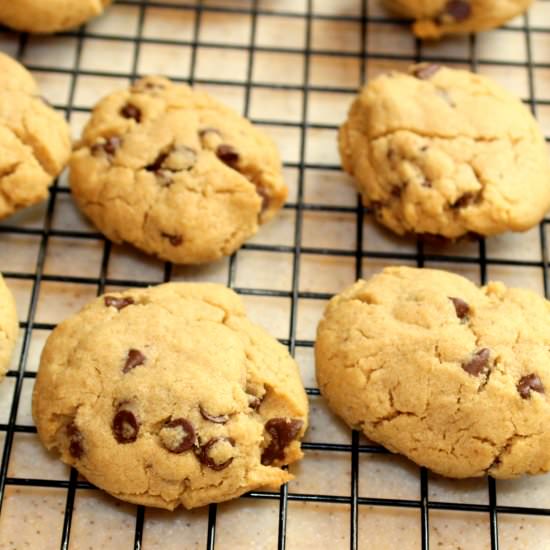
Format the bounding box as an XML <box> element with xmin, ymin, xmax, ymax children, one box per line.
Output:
<box><xmin>1</xmin><ymin>0</ymin><xmax>550</xmax><ymax>548</ymax></box>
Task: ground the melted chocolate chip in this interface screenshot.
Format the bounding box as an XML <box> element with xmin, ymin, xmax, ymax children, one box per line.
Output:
<box><xmin>199</xmin><ymin>405</ymin><xmax>229</xmax><ymax>424</ymax></box>
<box><xmin>66</xmin><ymin>422</ymin><xmax>84</xmax><ymax>459</ymax></box>
<box><xmin>113</xmin><ymin>409</ymin><xmax>139</xmax><ymax>443</ymax></box>
<box><xmin>449</xmin><ymin>297</ymin><xmax>470</xmax><ymax>320</ymax></box>
<box><xmin>161</xmin><ymin>233</ymin><xmax>183</xmax><ymax>246</ymax></box>
<box><xmin>443</xmin><ymin>0</ymin><xmax>471</xmax><ymax>21</ymax></box>
<box><xmin>123</xmin><ymin>349</ymin><xmax>146</xmax><ymax>373</ymax></box>
<box><xmin>451</xmin><ymin>192</ymin><xmax>477</xmax><ymax>209</ymax></box>
<box><xmin>104</xmin><ymin>296</ymin><xmax>134</xmax><ymax>310</ymax></box>
<box><xmin>217</xmin><ymin>144</ymin><xmax>239</xmax><ymax>169</ymax></box>
<box><xmin>146</xmin><ymin>151</ymin><xmax>169</xmax><ymax>173</ymax></box>
<box><xmin>91</xmin><ymin>136</ymin><xmax>121</xmax><ymax>157</ymax></box>
<box><xmin>413</xmin><ymin>64</ymin><xmax>441</xmax><ymax>80</ymax></box>
<box><xmin>261</xmin><ymin>418</ymin><xmax>304</xmax><ymax>466</ymax></box>
<box><xmin>391</xmin><ymin>186</ymin><xmax>402</xmax><ymax>198</ymax></box>
<box><xmin>120</xmin><ymin>104</ymin><xmax>141</xmax><ymax>122</ymax></box>
<box><xmin>160</xmin><ymin>418</ymin><xmax>196</xmax><ymax>453</ymax></box>
<box><xmin>196</xmin><ymin>437</ymin><xmax>235</xmax><ymax>471</ymax></box>
<box><xmin>462</xmin><ymin>348</ymin><xmax>490</xmax><ymax>377</ymax></box>
<box><xmin>517</xmin><ymin>374</ymin><xmax>545</xmax><ymax>399</ymax></box>
<box><xmin>247</xmin><ymin>394</ymin><xmax>262</xmax><ymax>411</ymax></box>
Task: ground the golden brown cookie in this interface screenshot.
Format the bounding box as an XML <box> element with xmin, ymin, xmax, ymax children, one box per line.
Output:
<box><xmin>383</xmin><ymin>0</ymin><xmax>533</xmax><ymax>39</ymax></box>
<box><xmin>0</xmin><ymin>52</ymin><xmax>71</xmax><ymax>220</ymax></box>
<box><xmin>316</xmin><ymin>267</ymin><xmax>550</xmax><ymax>479</ymax></box>
<box><xmin>33</xmin><ymin>283</ymin><xmax>308</xmax><ymax>510</ymax></box>
<box><xmin>0</xmin><ymin>273</ymin><xmax>18</xmax><ymax>380</ymax></box>
<box><xmin>0</xmin><ymin>0</ymin><xmax>112</xmax><ymax>33</ymax></box>
<box><xmin>339</xmin><ymin>64</ymin><xmax>550</xmax><ymax>239</ymax></box>
<box><xmin>70</xmin><ymin>76</ymin><xmax>288</xmax><ymax>265</ymax></box>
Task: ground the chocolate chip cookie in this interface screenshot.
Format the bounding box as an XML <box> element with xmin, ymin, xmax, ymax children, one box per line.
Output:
<box><xmin>33</xmin><ymin>283</ymin><xmax>308</xmax><ymax>509</ymax></box>
<box><xmin>339</xmin><ymin>64</ymin><xmax>550</xmax><ymax>240</ymax></box>
<box><xmin>0</xmin><ymin>273</ymin><xmax>18</xmax><ymax>380</ymax></box>
<box><xmin>0</xmin><ymin>0</ymin><xmax>112</xmax><ymax>33</ymax></box>
<box><xmin>0</xmin><ymin>52</ymin><xmax>71</xmax><ymax>220</ymax></box>
<box><xmin>383</xmin><ymin>0</ymin><xmax>533</xmax><ymax>39</ymax></box>
<box><xmin>316</xmin><ymin>266</ymin><xmax>550</xmax><ymax>479</ymax></box>
<box><xmin>69</xmin><ymin>76</ymin><xmax>288</xmax><ymax>265</ymax></box>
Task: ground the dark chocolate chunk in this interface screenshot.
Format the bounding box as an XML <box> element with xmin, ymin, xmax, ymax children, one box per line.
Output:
<box><xmin>91</xmin><ymin>136</ymin><xmax>121</xmax><ymax>157</ymax></box>
<box><xmin>390</xmin><ymin>186</ymin><xmax>402</xmax><ymax>198</ymax></box>
<box><xmin>113</xmin><ymin>409</ymin><xmax>139</xmax><ymax>443</ymax></box>
<box><xmin>196</xmin><ymin>437</ymin><xmax>235</xmax><ymax>471</ymax></box>
<box><xmin>120</xmin><ymin>104</ymin><xmax>141</xmax><ymax>122</ymax></box>
<box><xmin>123</xmin><ymin>349</ymin><xmax>146</xmax><ymax>373</ymax></box>
<box><xmin>261</xmin><ymin>418</ymin><xmax>304</xmax><ymax>466</ymax></box>
<box><xmin>217</xmin><ymin>144</ymin><xmax>239</xmax><ymax>169</ymax></box>
<box><xmin>517</xmin><ymin>374</ymin><xmax>545</xmax><ymax>399</ymax></box>
<box><xmin>449</xmin><ymin>297</ymin><xmax>470</xmax><ymax>320</ymax></box>
<box><xmin>104</xmin><ymin>296</ymin><xmax>134</xmax><ymax>310</ymax></box>
<box><xmin>199</xmin><ymin>405</ymin><xmax>229</xmax><ymax>424</ymax></box>
<box><xmin>413</xmin><ymin>64</ymin><xmax>441</xmax><ymax>80</ymax></box>
<box><xmin>66</xmin><ymin>422</ymin><xmax>84</xmax><ymax>459</ymax></box>
<box><xmin>146</xmin><ymin>151</ymin><xmax>169</xmax><ymax>173</ymax></box>
<box><xmin>160</xmin><ymin>418</ymin><xmax>196</xmax><ymax>453</ymax></box>
<box><xmin>462</xmin><ymin>348</ymin><xmax>490</xmax><ymax>377</ymax></box>
<box><xmin>161</xmin><ymin>233</ymin><xmax>183</xmax><ymax>246</ymax></box>
<box><xmin>443</xmin><ymin>0</ymin><xmax>471</xmax><ymax>21</ymax></box>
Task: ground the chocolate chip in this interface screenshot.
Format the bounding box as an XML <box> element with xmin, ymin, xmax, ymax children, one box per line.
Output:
<box><xmin>422</xmin><ymin>180</ymin><xmax>432</xmax><ymax>188</ymax></box>
<box><xmin>66</xmin><ymin>422</ymin><xmax>84</xmax><ymax>459</ymax></box>
<box><xmin>462</xmin><ymin>348</ymin><xmax>490</xmax><ymax>377</ymax></box>
<box><xmin>443</xmin><ymin>0</ymin><xmax>471</xmax><ymax>21</ymax></box>
<box><xmin>161</xmin><ymin>233</ymin><xmax>183</xmax><ymax>246</ymax></box>
<box><xmin>113</xmin><ymin>409</ymin><xmax>139</xmax><ymax>443</ymax></box>
<box><xmin>123</xmin><ymin>349</ymin><xmax>146</xmax><ymax>373</ymax></box>
<box><xmin>451</xmin><ymin>192</ymin><xmax>476</xmax><ymax>209</ymax></box>
<box><xmin>449</xmin><ymin>297</ymin><xmax>470</xmax><ymax>320</ymax></box>
<box><xmin>200</xmin><ymin>405</ymin><xmax>229</xmax><ymax>424</ymax></box>
<box><xmin>247</xmin><ymin>394</ymin><xmax>262</xmax><ymax>411</ymax></box>
<box><xmin>104</xmin><ymin>296</ymin><xmax>134</xmax><ymax>310</ymax></box>
<box><xmin>261</xmin><ymin>418</ymin><xmax>303</xmax><ymax>466</ymax></box>
<box><xmin>120</xmin><ymin>104</ymin><xmax>141</xmax><ymax>122</ymax></box>
<box><xmin>517</xmin><ymin>374</ymin><xmax>545</xmax><ymax>399</ymax></box>
<box><xmin>159</xmin><ymin>418</ymin><xmax>196</xmax><ymax>453</ymax></box>
<box><xmin>132</xmin><ymin>79</ymin><xmax>166</xmax><ymax>94</ymax></box>
<box><xmin>391</xmin><ymin>186</ymin><xmax>402</xmax><ymax>198</ymax></box>
<box><xmin>217</xmin><ymin>144</ymin><xmax>239</xmax><ymax>169</ymax></box>
<box><xmin>146</xmin><ymin>151</ymin><xmax>169</xmax><ymax>173</ymax></box>
<box><xmin>91</xmin><ymin>136</ymin><xmax>122</xmax><ymax>158</ymax></box>
<box><xmin>413</xmin><ymin>64</ymin><xmax>441</xmax><ymax>80</ymax></box>
<box><xmin>196</xmin><ymin>437</ymin><xmax>235</xmax><ymax>471</ymax></box>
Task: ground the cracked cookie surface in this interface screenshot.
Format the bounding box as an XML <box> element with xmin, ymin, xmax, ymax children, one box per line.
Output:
<box><xmin>383</xmin><ymin>0</ymin><xmax>533</xmax><ymax>39</ymax></box>
<box><xmin>0</xmin><ymin>0</ymin><xmax>112</xmax><ymax>33</ymax></box>
<box><xmin>69</xmin><ymin>76</ymin><xmax>288</xmax><ymax>265</ymax></box>
<box><xmin>0</xmin><ymin>273</ymin><xmax>18</xmax><ymax>380</ymax></box>
<box><xmin>339</xmin><ymin>64</ymin><xmax>550</xmax><ymax>239</ymax></box>
<box><xmin>0</xmin><ymin>53</ymin><xmax>71</xmax><ymax>220</ymax></box>
<box><xmin>33</xmin><ymin>283</ymin><xmax>308</xmax><ymax>509</ymax></box>
<box><xmin>316</xmin><ymin>267</ymin><xmax>550</xmax><ymax>479</ymax></box>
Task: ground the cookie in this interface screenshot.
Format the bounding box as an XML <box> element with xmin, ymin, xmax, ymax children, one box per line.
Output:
<box><xmin>383</xmin><ymin>0</ymin><xmax>533</xmax><ymax>39</ymax></box>
<box><xmin>33</xmin><ymin>283</ymin><xmax>308</xmax><ymax>510</ymax></box>
<box><xmin>0</xmin><ymin>0</ymin><xmax>112</xmax><ymax>33</ymax></box>
<box><xmin>0</xmin><ymin>273</ymin><xmax>18</xmax><ymax>380</ymax></box>
<box><xmin>69</xmin><ymin>76</ymin><xmax>288</xmax><ymax>265</ymax></box>
<box><xmin>339</xmin><ymin>64</ymin><xmax>550</xmax><ymax>239</ymax></box>
<box><xmin>0</xmin><ymin>53</ymin><xmax>71</xmax><ymax>220</ymax></box>
<box><xmin>316</xmin><ymin>266</ymin><xmax>550</xmax><ymax>479</ymax></box>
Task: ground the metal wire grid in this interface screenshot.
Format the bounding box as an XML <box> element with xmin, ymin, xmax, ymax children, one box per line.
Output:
<box><xmin>0</xmin><ymin>0</ymin><xmax>549</xmax><ymax>548</ymax></box>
